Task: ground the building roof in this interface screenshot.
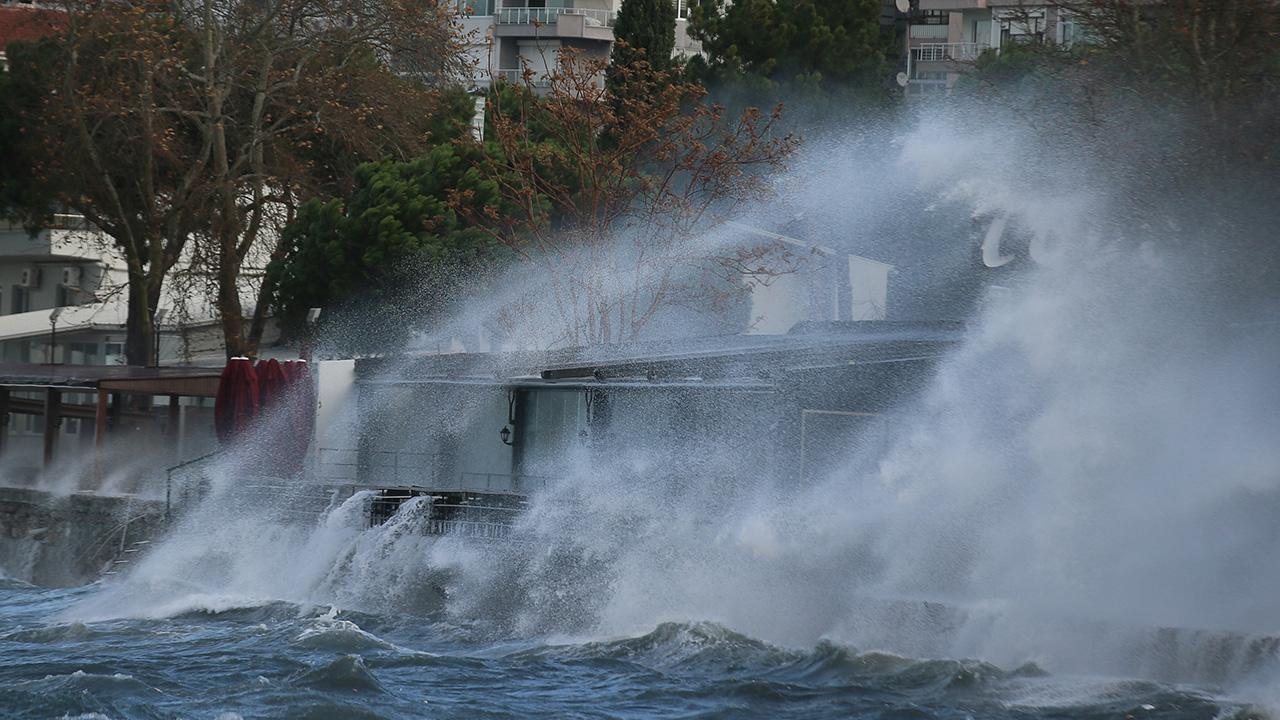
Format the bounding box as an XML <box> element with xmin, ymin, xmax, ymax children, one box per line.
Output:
<box><xmin>0</xmin><ymin>6</ymin><xmax>66</xmax><ymax>49</ymax></box>
<box><xmin>0</xmin><ymin>362</ymin><xmax>223</xmax><ymax>395</ymax></box>
<box><xmin>0</xmin><ymin>302</ymin><xmax>126</xmax><ymax>344</ymax></box>
<box><xmin>356</xmin><ymin>321</ymin><xmax>963</xmax><ymax>386</ymax></box>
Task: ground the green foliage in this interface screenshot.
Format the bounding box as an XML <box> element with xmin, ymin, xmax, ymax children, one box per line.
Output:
<box><xmin>611</xmin><ymin>0</ymin><xmax>677</xmax><ymax>72</ymax></box>
<box><xmin>954</xmin><ymin>42</ymin><xmax>1057</xmax><ymax>93</ymax></box>
<box><xmin>0</xmin><ymin>40</ymin><xmax>60</xmax><ymax>228</ymax></box>
<box><xmin>687</xmin><ymin>0</ymin><xmax>890</xmax><ymax>100</ymax></box>
<box><xmin>268</xmin><ymin>141</ymin><xmax>515</xmax><ymax>343</ymax></box>
<box><xmin>483</xmin><ymin>80</ymin><xmax>555</xmax><ymax>142</ymax></box>
<box><xmin>425</xmin><ymin>86</ymin><xmax>482</xmax><ymax>144</ymax></box>
<box><xmin>0</xmin><ymin>68</ymin><xmax>27</xmax><ymax>223</ymax></box>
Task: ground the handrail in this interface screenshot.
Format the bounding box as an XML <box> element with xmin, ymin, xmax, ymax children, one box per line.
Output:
<box><xmin>910</xmin><ymin>42</ymin><xmax>989</xmax><ymax>62</ymax></box>
<box><xmin>164</xmin><ymin>450</ymin><xmax>221</xmax><ymax>520</ymax></box>
<box><xmin>317</xmin><ymin>446</ymin><xmax>557</xmax><ymax>496</ymax></box>
<box><xmin>493</xmin><ymin>68</ymin><xmax>553</xmax><ymax>87</ymax></box>
<box><xmin>496</xmin><ymin>6</ymin><xmax>615</xmax><ymax>27</ymax></box>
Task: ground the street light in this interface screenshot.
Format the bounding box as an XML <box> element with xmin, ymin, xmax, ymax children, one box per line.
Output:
<box><xmin>499</xmin><ymin>425</ymin><xmax>513</xmax><ymax>445</ymax></box>
<box><xmin>152</xmin><ymin>309</ymin><xmax>168</xmax><ymax>367</ymax></box>
<box><xmin>47</xmin><ymin>307</ymin><xmax>65</xmax><ymax>365</ymax></box>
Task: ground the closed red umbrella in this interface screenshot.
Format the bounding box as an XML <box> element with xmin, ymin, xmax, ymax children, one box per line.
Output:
<box><xmin>280</xmin><ymin>359</ymin><xmax>316</xmax><ymax>474</ymax></box>
<box><xmin>255</xmin><ymin>358</ymin><xmax>287</xmax><ymax>416</ymax></box>
<box><xmin>214</xmin><ymin>357</ymin><xmax>259</xmax><ymax>447</ymax></box>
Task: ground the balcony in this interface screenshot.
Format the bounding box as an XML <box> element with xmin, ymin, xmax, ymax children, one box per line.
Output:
<box><xmin>493</xmin><ymin>68</ymin><xmax>552</xmax><ymax>87</ymax></box>
<box><xmin>496</xmin><ymin>6</ymin><xmax>615</xmax><ymax>27</ymax></box>
<box><xmin>910</xmin><ymin>41</ymin><xmax>989</xmax><ymax>63</ymax></box>
<box><xmin>908</xmin><ymin>24</ymin><xmax>950</xmax><ymax>40</ymax></box>
<box><xmin>0</xmin><ymin>213</ymin><xmax>117</xmax><ymax>263</ymax></box>
<box><xmin>492</xmin><ymin>6</ymin><xmax>615</xmax><ymax>43</ymax></box>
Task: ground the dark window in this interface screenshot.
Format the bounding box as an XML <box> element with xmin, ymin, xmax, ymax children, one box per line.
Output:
<box><xmin>11</xmin><ymin>286</ymin><xmax>29</xmax><ymax>314</ymax></box>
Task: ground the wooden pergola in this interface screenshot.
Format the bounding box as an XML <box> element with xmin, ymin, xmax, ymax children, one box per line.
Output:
<box><xmin>0</xmin><ymin>364</ymin><xmax>222</xmax><ymax>468</ymax></box>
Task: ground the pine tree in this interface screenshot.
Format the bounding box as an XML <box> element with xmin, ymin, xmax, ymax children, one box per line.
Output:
<box><xmin>611</xmin><ymin>0</ymin><xmax>678</xmax><ymax>73</ymax></box>
<box><xmin>688</xmin><ymin>0</ymin><xmax>887</xmax><ymax>88</ymax></box>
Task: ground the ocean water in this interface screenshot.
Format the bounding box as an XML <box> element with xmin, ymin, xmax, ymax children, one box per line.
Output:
<box><xmin>1</xmin><ymin>575</ymin><xmax>1268</xmax><ymax>720</ymax></box>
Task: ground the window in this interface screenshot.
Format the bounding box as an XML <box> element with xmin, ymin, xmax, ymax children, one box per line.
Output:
<box><xmin>11</xmin><ymin>286</ymin><xmax>28</xmax><ymax>314</ymax></box>
<box><xmin>917</xmin><ymin>10</ymin><xmax>948</xmax><ymax>25</ymax></box>
<box><xmin>68</xmin><ymin>342</ymin><xmax>98</xmax><ymax>365</ymax></box>
<box><xmin>998</xmin><ymin>9</ymin><xmax>1045</xmax><ymax>45</ymax></box>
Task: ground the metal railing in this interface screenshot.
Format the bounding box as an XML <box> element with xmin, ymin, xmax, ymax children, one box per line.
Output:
<box><xmin>908</xmin><ymin>24</ymin><xmax>949</xmax><ymax>40</ymax></box>
<box><xmin>910</xmin><ymin>42</ymin><xmax>989</xmax><ymax>63</ymax></box>
<box><xmin>496</xmin><ymin>6</ymin><xmax>615</xmax><ymax>27</ymax></box>
<box><xmin>459</xmin><ymin>471</ymin><xmax>550</xmax><ymax>494</ymax></box>
<box><xmin>164</xmin><ymin>450</ymin><xmax>221</xmax><ymax>519</ymax></box>
<box><xmin>0</xmin><ymin>213</ymin><xmax>93</xmax><ymax>233</ymax></box>
<box><xmin>317</xmin><ymin>448</ymin><xmax>553</xmax><ymax>495</ymax></box>
<box><xmin>316</xmin><ymin>447</ymin><xmax>444</xmax><ymax>486</ymax></box>
<box><xmin>493</xmin><ymin>68</ymin><xmax>553</xmax><ymax>87</ymax></box>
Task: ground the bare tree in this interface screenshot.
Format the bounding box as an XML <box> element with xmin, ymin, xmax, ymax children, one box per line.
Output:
<box><xmin>8</xmin><ymin>0</ymin><xmax>469</xmax><ymax>363</ymax></box>
<box><xmin>173</xmin><ymin>0</ymin><xmax>471</xmax><ymax>357</ymax></box>
<box><xmin>11</xmin><ymin>5</ymin><xmax>208</xmax><ymax>365</ymax></box>
<box><xmin>463</xmin><ymin>50</ymin><xmax>801</xmax><ymax>347</ymax></box>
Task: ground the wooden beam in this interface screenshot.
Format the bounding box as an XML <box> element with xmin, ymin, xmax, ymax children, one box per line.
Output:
<box><xmin>99</xmin><ymin>376</ymin><xmax>221</xmax><ymax>398</ymax></box>
<box><xmin>43</xmin><ymin>388</ymin><xmax>61</xmax><ymax>469</ymax></box>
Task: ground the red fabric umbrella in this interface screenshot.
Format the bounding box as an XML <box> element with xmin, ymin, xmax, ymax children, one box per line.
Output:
<box><xmin>280</xmin><ymin>360</ymin><xmax>316</xmax><ymax>474</ymax></box>
<box><xmin>255</xmin><ymin>358</ymin><xmax>287</xmax><ymax>416</ymax></box>
<box><xmin>214</xmin><ymin>357</ymin><xmax>259</xmax><ymax>447</ymax></box>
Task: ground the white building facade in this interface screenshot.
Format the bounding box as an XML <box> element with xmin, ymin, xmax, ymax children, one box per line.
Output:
<box><xmin>455</xmin><ymin>0</ymin><xmax>702</xmax><ymax>91</ymax></box>
<box><xmin>904</xmin><ymin>0</ymin><xmax>1083</xmax><ymax>96</ymax></box>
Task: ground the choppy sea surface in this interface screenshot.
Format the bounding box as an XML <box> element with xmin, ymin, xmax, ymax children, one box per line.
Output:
<box><xmin>0</xmin><ymin>577</ymin><xmax>1270</xmax><ymax>720</ymax></box>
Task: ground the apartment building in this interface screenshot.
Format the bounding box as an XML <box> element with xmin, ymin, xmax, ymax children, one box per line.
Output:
<box><xmin>903</xmin><ymin>0</ymin><xmax>1082</xmax><ymax>95</ymax></box>
<box><xmin>456</xmin><ymin>0</ymin><xmax>702</xmax><ymax>90</ymax></box>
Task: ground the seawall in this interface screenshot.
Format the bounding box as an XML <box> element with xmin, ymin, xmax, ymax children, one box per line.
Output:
<box><xmin>0</xmin><ymin>486</ymin><xmax>167</xmax><ymax>586</ymax></box>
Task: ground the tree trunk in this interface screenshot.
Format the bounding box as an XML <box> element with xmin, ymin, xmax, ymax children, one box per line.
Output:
<box><xmin>219</xmin><ymin>255</ymin><xmax>248</xmax><ymax>359</ymax></box>
<box><xmin>125</xmin><ymin>273</ymin><xmax>154</xmax><ymax>367</ymax></box>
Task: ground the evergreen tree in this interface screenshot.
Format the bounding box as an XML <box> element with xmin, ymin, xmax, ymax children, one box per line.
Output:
<box><xmin>267</xmin><ymin>141</ymin><xmax>519</xmax><ymax>351</ymax></box>
<box><xmin>611</xmin><ymin>0</ymin><xmax>677</xmax><ymax>74</ymax></box>
<box><xmin>687</xmin><ymin>0</ymin><xmax>889</xmax><ymax>102</ymax></box>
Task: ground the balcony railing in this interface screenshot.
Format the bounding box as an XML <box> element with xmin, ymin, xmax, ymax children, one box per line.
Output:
<box><xmin>910</xmin><ymin>42</ymin><xmax>989</xmax><ymax>63</ymax></box>
<box><xmin>493</xmin><ymin>68</ymin><xmax>553</xmax><ymax>87</ymax></box>
<box><xmin>496</xmin><ymin>6</ymin><xmax>616</xmax><ymax>28</ymax></box>
<box><xmin>0</xmin><ymin>213</ymin><xmax>93</xmax><ymax>233</ymax></box>
<box><xmin>908</xmin><ymin>24</ymin><xmax>949</xmax><ymax>40</ymax></box>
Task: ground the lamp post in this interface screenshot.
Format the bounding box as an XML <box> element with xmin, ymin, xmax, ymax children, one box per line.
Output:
<box><xmin>47</xmin><ymin>307</ymin><xmax>64</xmax><ymax>365</ymax></box>
<box><xmin>499</xmin><ymin>389</ymin><xmax>517</xmax><ymax>446</ymax></box>
<box><xmin>151</xmin><ymin>309</ymin><xmax>168</xmax><ymax>367</ymax></box>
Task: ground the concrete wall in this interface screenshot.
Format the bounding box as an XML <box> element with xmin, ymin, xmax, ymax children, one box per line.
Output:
<box><xmin>356</xmin><ymin>382</ymin><xmax>516</xmax><ymax>491</ymax></box>
<box><xmin>0</xmin><ymin>486</ymin><xmax>167</xmax><ymax>586</ymax></box>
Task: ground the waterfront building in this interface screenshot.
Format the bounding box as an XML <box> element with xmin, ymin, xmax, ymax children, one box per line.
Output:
<box><xmin>324</xmin><ymin>322</ymin><xmax>960</xmax><ymax>530</ymax></box>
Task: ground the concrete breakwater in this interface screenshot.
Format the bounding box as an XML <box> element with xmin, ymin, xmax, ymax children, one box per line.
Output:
<box><xmin>0</xmin><ymin>486</ymin><xmax>167</xmax><ymax>586</ymax></box>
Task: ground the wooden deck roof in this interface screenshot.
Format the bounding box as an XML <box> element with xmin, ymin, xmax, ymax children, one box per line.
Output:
<box><xmin>0</xmin><ymin>364</ymin><xmax>223</xmax><ymax>397</ymax></box>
